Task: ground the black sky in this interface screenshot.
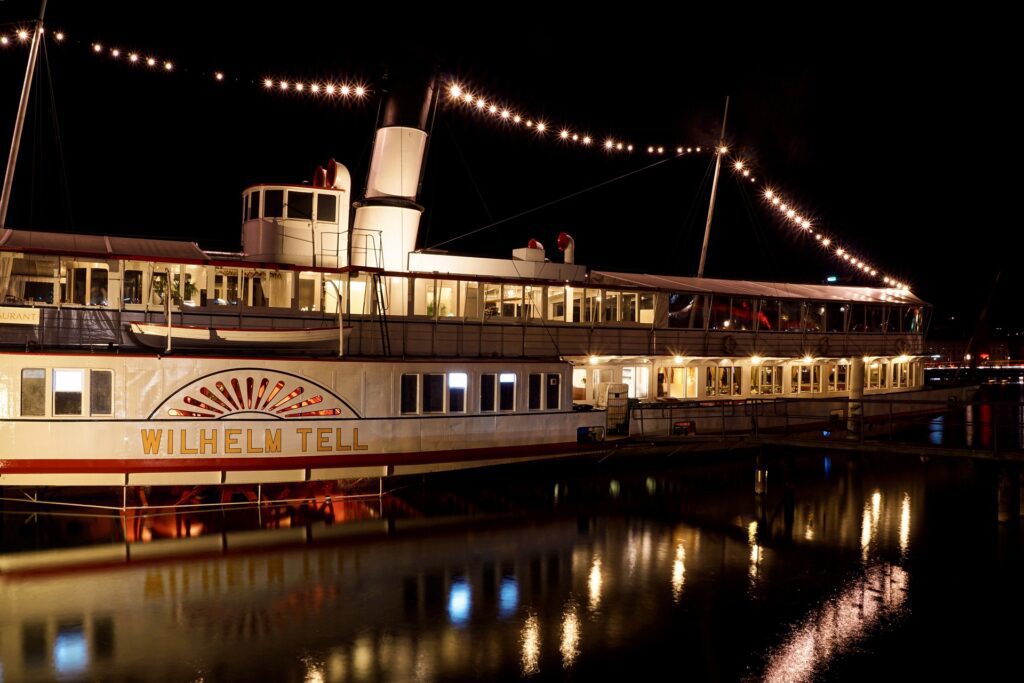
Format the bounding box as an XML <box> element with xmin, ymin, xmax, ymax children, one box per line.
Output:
<box><xmin>0</xmin><ymin>2</ymin><xmax>1017</xmax><ymax>333</ymax></box>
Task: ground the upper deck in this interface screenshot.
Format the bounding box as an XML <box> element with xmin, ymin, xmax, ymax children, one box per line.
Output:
<box><xmin>0</xmin><ymin>225</ymin><xmax>928</xmax><ymax>360</ymax></box>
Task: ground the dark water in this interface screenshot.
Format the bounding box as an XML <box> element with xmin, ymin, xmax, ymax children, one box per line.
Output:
<box><xmin>2</xmin><ymin>445</ymin><xmax>1022</xmax><ymax>680</ymax></box>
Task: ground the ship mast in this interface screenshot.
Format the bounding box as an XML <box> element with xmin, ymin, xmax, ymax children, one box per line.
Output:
<box><xmin>0</xmin><ymin>0</ymin><xmax>47</xmax><ymax>228</ymax></box>
<box><xmin>696</xmin><ymin>95</ymin><xmax>729</xmax><ymax>278</ymax></box>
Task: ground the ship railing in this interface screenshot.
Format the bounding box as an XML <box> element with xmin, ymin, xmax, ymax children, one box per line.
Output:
<box><xmin>347</xmin><ymin>228</ymin><xmax>384</xmax><ymax>269</ymax></box>
<box><xmin>630</xmin><ymin>392</ymin><xmax>1023</xmax><ymax>454</ymax></box>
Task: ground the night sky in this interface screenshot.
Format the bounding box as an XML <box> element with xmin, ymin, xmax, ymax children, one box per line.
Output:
<box><xmin>0</xmin><ymin>3</ymin><xmax>1016</xmax><ymax>336</ymax></box>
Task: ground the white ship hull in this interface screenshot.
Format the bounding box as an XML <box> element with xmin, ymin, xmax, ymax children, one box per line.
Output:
<box><xmin>0</xmin><ymin>352</ymin><xmax>606</xmax><ymax>486</ymax></box>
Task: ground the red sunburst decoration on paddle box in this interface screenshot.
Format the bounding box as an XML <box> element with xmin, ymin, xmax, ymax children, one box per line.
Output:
<box><xmin>163</xmin><ymin>373</ymin><xmax>347</xmax><ymax>419</ymax></box>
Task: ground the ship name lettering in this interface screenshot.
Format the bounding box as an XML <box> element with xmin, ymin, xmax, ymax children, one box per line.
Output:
<box><xmin>139</xmin><ymin>427</ymin><xmax>367</xmax><ymax>455</ymax></box>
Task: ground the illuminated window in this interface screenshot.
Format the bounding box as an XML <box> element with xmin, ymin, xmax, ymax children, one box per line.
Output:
<box><xmin>123</xmin><ymin>270</ymin><xmax>143</xmax><ymax>304</ymax></box>
<box><xmin>499</xmin><ymin>373</ymin><xmax>516</xmax><ymax>410</ymax></box>
<box><xmin>790</xmin><ymin>365</ymin><xmax>821</xmax><ymax>393</ymax></box>
<box><xmin>53</xmin><ymin>368</ymin><xmax>84</xmax><ymax>415</ymax></box>
<box><xmin>622</xmin><ymin>366</ymin><xmax>650</xmax><ymax>399</ymax></box>
<box><xmin>547</xmin><ymin>286</ymin><xmax>566</xmax><ymax>321</ymax></box>
<box><xmin>827</xmin><ymin>364</ymin><xmax>848</xmax><ymax>392</ymax></box>
<box><xmin>621</xmin><ymin>292</ymin><xmax>638</xmax><ymax>323</ymax></box>
<box><xmin>448</xmin><ymin>372</ymin><xmax>467</xmax><ymax>413</ymax></box>
<box><xmin>706</xmin><ymin>366</ymin><xmax>740</xmax><ymax>396</ymax></box>
<box><xmin>866</xmin><ymin>362</ymin><xmax>888</xmax><ymax>389</ymax></box>
<box><xmin>752</xmin><ymin>366</ymin><xmax>782</xmax><ymax>395</ymax></box>
<box><xmin>892</xmin><ymin>361</ymin><xmax>910</xmax><ymax>388</ymax></box>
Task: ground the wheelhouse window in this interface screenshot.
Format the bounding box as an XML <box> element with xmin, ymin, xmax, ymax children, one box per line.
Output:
<box><xmin>53</xmin><ymin>368</ymin><xmax>84</xmax><ymax>415</ymax></box>
<box><xmin>400</xmin><ymin>374</ymin><xmax>419</xmax><ymax>414</ymax></box>
<box><xmin>263</xmin><ymin>189</ymin><xmax>284</xmax><ymax>218</ymax></box>
<box><xmin>286</xmin><ymin>190</ymin><xmax>313</xmax><ymax>220</ymax></box>
<box><xmin>90</xmin><ymin>370</ymin><xmax>113</xmax><ymax>415</ymax></box>
<box><xmin>247</xmin><ymin>191</ymin><xmax>260</xmax><ymax>220</ymax></box>
<box><xmin>21</xmin><ymin>368</ymin><xmax>46</xmax><ymax>416</ymax></box>
<box><xmin>316</xmin><ymin>193</ymin><xmax>337</xmax><ymax>223</ymax></box>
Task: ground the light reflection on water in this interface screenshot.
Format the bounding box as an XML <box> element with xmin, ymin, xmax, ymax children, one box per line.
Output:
<box><xmin>0</xmin><ymin>451</ymin><xmax>1016</xmax><ymax>679</ymax></box>
<box><xmin>763</xmin><ymin>564</ymin><xmax>910</xmax><ymax>683</ymax></box>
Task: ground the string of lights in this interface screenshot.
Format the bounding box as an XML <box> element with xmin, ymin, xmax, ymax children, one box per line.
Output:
<box><xmin>2</xmin><ymin>34</ymin><xmax>911</xmax><ymax>291</ymax></box>
<box><xmin>728</xmin><ymin>159</ymin><xmax>911</xmax><ymax>292</ymax></box>
<box><xmin>445</xmin><ymin>81</ymin><xmax>710</xmax><ymax>156</ymax></box>
<box><xmin>0</xmin><ymin>26</ymin><xmax>371</xmax><ymax>100</ymax></box>
<box><xmin>445</xmin><ymin>79</ymin><xmax>909</xmax><ymax>290</ymax></box>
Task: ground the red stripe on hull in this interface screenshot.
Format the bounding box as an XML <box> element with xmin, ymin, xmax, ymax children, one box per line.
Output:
<box><xmin>0</xmin><ymin>441</ymin><xmax>592</xmax><ymax>474</ymax></box>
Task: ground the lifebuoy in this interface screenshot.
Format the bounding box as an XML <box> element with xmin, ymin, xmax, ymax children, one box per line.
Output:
<box><xmin>722</xmin><ymin>335</ymin><xmax>737</xmax><ymax>355</ymax></box>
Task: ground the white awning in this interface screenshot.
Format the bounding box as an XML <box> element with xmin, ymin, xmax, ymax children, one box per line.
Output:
<box><xmin>590</xmin><ymin>270</ymin><xmax>926</xmax><ymax>305</ymax></box>
<box><xmin>0</xmin><ymin>229</ymin><xmax>209</xmax><ymax>261</ymax></box>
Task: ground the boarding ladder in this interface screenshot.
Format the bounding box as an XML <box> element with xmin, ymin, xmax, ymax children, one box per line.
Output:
<box><xmin>372</xmin><ymin>272</ymin><xmax>391</xmax><ymax>357</ymax></box>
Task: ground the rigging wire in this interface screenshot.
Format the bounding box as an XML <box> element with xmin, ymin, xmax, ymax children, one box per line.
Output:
<box><xmin>441</xmin><ymin>116</ymin><xmax>496</xmax><ymax>222</ymax></box>
<box><xmin>735</xmin><ymin>175</ymin><xmax>782</xmax><ymax>280</ymax></box>
<box><xmin>666</xmin><ymin>155</ymin><xmax>715</xmax><ymax>273</ymax></box>
<box><xmin>41</xmin><ymin>39</ymin><xmax>74</xmax><ymax>230</ymax></box>
<box><xmin>425</xmin><ymin>155</ymin><xmax>677</xmax><ymax>252</ymax></box>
